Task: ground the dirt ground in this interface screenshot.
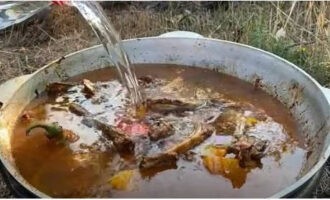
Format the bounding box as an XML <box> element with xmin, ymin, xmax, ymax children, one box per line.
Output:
<box><xmin>0</xmin><ymin>1</ymin><xmax>329</xmax><ymax>198</ymax></box>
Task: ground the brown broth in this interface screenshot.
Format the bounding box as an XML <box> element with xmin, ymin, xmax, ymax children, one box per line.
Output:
<box><xmin>11</xmin><ymin>64</ymin><xmax>306</xmax><ymax>197</ymax></box>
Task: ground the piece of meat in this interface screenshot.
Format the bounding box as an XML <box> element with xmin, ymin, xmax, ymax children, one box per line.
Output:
<box><xmin>139</xmin><ymin>152</ymin><xmax>177</xmax><ymax>169</ymax></box>
<box><xmin>46</xmin><ymin>82</ymin><xmax>76</xmax><ymax>96</ymax></box>
<box><xmin>26</xmin><ymin>122</ymin><xmax>64</xmax><ymax>140</ymax></box>
<box><xmin>69</xmin><ymin>105</ymin><xmax>143</xmax><ymax>155</ymax></box>
<box><xmin>227</xmin><ymin>135</ymin><xmax>267</xmax><ymax>168</ymax></box>
<box><xmin>84</xmin><ymin>117</ymin><xmax>135</xmax><ymax>155</ymax></box>
<box><xmin>68</xmin><ymin>103</ymin><xmax>91</xmax><ymax>116</ymax></box>
<box><xmin>146</xmin><ymin>98</ymin><xmax>197</xmax><ymax>115</ymax></box>
<box><xmin>139</xmin><ymin>124</ymin><xmax>213</xmax><ymax>169</ymax></box>
<box><xmin>138</xmin><ymin>76</ymin><xmax>153</xmax><ymax>87</ymax></box>
<box><xmin>167</xmin><ymin>124</ymin><xmax>214</xmax><ymax>154</ymax></box>
<box><xmin>50</xmin><ymin>106</ymin><xmax>68</xmax><ymax>112</ymax></box>
<box><xmin>148</xmin><ymin>119</ymin><xmax>174</xmax><ymax>141</ymax></box>
<box><xmin>117</xmin><ymin>120</ymin><xmax>149</xmax><ymax>137</ymax></box>
<box><xmin>82</xmin><ymin>79</ymin><xmax>96</xmax><ymax>97</ymax></box>
<box><xmin>139</xmin><ymin>152</ymin><xmax>178</xmax><ymax>178</ymax></box>
<box><xmin>213</xmin><ymin>109</ymin><xmax>244</xmax><ymax>135</ymax></box>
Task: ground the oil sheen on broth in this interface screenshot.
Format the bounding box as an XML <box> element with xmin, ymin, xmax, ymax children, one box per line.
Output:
<box><xmin>12</xmin><ymin>65</ymin><xmax>306</xmax><ymax>198</ymax></box>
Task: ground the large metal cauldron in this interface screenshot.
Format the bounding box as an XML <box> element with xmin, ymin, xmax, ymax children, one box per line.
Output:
<box><xmin>0</xmin><ymin>32</ymin><xmax>329</xmax><ymax>198</ymax></box>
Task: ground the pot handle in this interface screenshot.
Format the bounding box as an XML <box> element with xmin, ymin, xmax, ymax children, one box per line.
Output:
<box><xmin>158</xmin><ymin>31</ymin><xmax>204</xmax><ymax>39</ymax></box>
<box><xmin>321</xmin><ymin>86</ymin><xmax>330</xmax><ymax>104</ymax></box>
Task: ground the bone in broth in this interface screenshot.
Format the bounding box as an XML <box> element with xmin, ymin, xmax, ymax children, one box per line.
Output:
<box><xmin>12</xmin><ymin>65</ymin><xmax>306</xmax><ymax>197</ymax></box>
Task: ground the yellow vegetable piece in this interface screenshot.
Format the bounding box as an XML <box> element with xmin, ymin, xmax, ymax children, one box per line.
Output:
<box><xmin>221</xmin><ymin>157</ymin><xmax>249</xmax><ymax>188</ymax></box>
<box><xmin>245</xmin><ymin>117</ymin><xmax>258</xmax><ymax>127</ymax></box>
<box><xmin>109</xmin><ymin>170</ymin><xmax>134</xmax><ymax>190</ymax></box>
<box><xmin>202</xmin><ymin>145</ymin><xmax>227</xmax><ymax>157</ymax></box>
<box><xmin>202</xmin><ymin>145</ymin><xmax>250</xmax><ymax>188</ymax></box>
<box><xmin>203</xmin><ymin>155</ymin><xmax>224</xmax><ymax>174</ymax></box>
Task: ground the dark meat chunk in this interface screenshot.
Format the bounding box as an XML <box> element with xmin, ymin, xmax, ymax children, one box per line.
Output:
<box><xmin>138</xmin><ymin>76</ymin><xmax>153</xmax><ymax>87</ymax></box>
<box><xmin>69</xmin><ymin>103</ymin><xmax>135</xmax><ymax>153</ymax></box>
<box><xmin>139</xmin><ymin>152</ymin><xmax>178</xmax><ymax>178</ymax></box>
<box><xmin>139</xmin><ymin>152</ymin><xmax>177</xmax><ymax>169</ymax></box>
<box><xmin>83</xmin><ymin>117</ymin><xmax>135</xmax><ymax>155</ymax></box>
<box><xmin>68</xmin><ymin>103</ymin><xmax>90</xmax><ymax>116</ymax></box>
<box><xmin>139</xmin><ymin>124</ymin><xmax>213</xmax><ymax>169</ymax></box>
<box><xmin>148</xmin><ymin>119</ymin><xmax>174</xmax><ymax>141</ymax></box>
<box><xmin>227</xmin><ymin>135</ymin><xmax>268</xmax><ymax>168</ymax></box>
<box><xmin>146</xmin><ymin>98</ymin><xmax>197</xmax><ymax>115</ymax></box>
<box><xmin>46</xmin><ymin>82</ymin><xmax>76</xmax><ymax>96</ymax></box>
<box><xmin>138</xmin><ymin>76</ymin><xmax>165</xmax><ymax>88</ymax></box>
<box><xmin>50</xmin><ymin>106</ymin><xmax>67</xmax><ymax>112</ymax></box>
<box><xmin>166</xmin><ymin>124</ymin><xmax>213</xmax><ymax>154</ymax></box>
<box><xmin>213</xmin><ymin>109</ymin><xmax>243</xmax><ymax>135</ymax></box>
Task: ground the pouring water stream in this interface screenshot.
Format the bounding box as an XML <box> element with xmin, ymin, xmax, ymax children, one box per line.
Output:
<box><xmin>70</xmin><ymin>1</ymin><xmax>144</xmax><ymax>109</ymax></box>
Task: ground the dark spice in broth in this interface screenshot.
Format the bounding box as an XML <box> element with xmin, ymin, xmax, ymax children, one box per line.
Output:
<box><xmin>12</xmin><ymin>64</ymin><xmax>306</xmax><ymax>197</ymax></box>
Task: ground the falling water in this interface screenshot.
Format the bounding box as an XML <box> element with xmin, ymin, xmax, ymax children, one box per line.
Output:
<box><xmin>71</xmin><ymin>1</ymin><xmax>144</xmax><ymax>107</ymax></box>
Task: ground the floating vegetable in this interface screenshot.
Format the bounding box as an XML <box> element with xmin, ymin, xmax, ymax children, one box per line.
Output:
<box><xmin>245</xmin><ymin>117</ymin><xmax>258</xmax><ymax>127</ymax></box>
<box><xmin>202</xmin><ymin>145</ymin><xmax>249</xmax><ymax>188</ymax></box>
<box><xmin>109</xmin><ymin>170</ymin><xmax>135</xmax><ymax>190</ymax></box>
<box><xmin>26</xmin><ymin>122</ymin><xmax>79</xmax><ymax>143</ymax></box>
<box><xmin>26</xmin><ymin>122</ymin><xmax>64</xmax><ymax>140</ymax></box>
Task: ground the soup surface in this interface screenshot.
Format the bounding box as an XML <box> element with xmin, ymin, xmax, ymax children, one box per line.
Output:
<box><xmin>12</xmin><ymin>65</ymin><xmax>306</xmax><ymax>197</ymax></box>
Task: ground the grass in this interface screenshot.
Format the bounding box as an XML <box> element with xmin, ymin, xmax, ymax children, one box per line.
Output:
<box><xmin>0</xmin><ymin>1</ymin><xmax>329</xmax><ymax>197</ymax></box>
<box><xmin>0</xmin><ymin>1</ymin><xmax>329</xmax><ymax>85</ymax></box>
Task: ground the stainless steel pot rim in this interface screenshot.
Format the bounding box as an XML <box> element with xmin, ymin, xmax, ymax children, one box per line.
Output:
<box><xmin>1</xmin><ymin>36</ymin><xmax>329</xmax><ymax>198</ymax></box>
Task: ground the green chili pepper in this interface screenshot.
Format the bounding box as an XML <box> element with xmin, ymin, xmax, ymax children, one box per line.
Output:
<box><xmin>26</xmin><ymin>122</ymin><xmax>64</xmax><ymax>140</ymax></box>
